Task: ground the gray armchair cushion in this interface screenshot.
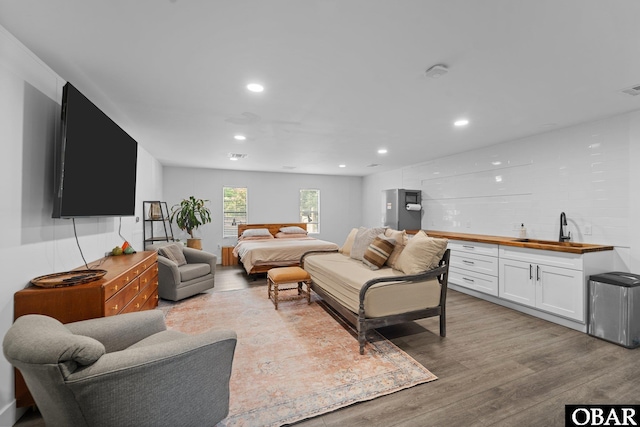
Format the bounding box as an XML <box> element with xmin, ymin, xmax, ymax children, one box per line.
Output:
<box><xmin>179</xmin><ymin>263</ymin><xmax>211</xmax><ymax>282</ymax></box>
<box><xmin>158</xmin><ymin>243</ymin><xmax>187</xmax><ymax>266</ymax></box>
<box><xmin>4</xmin><ymin>315</ymin><xmax>105</xmax><ymax>366</ymax></box>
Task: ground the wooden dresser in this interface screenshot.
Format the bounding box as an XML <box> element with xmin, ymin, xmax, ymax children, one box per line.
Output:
<box><xmin>13</xmin><ymin>250</ymin><xmax>159</xmax><ymax>407</ymax></box>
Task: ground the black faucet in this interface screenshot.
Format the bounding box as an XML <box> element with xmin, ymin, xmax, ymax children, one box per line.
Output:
<box><xmin>559</xmin><ymin>212</ymin><xmax>571</xmax><ymax>242</ymax></box>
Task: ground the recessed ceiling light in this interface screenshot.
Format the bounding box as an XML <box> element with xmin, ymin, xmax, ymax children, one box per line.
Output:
<box><xmin>454</xmin><ymin>119</ymin><xmax>469</xmax><ymax>127</ymax></box>
<box><xmin>234</xmin><ymin>135</ymin><xmax>246</xmax><ymax>141</ymax></box>
<box><xmin>339</xmin><ymin>164</ymin><xmax>346</xmax><ymax>168</ymax></box>
<box><xmin>491</xmin><ymin>161</ymin><xmax>502</xmax><ymax>166</ymax></box>
<box><xmin>378</xmin><ymin>149</ymin><xmax>388</xmax><ymax>154</ymax></box>
<box><xmin>246</xmin><ymin>83</ymin><xmax>264</xmax><ymax>93</ymax></box>
<box><xmin>229</xmin><ymin>157</ymin><xmax>238</xmax><ymax>161</ymax></box>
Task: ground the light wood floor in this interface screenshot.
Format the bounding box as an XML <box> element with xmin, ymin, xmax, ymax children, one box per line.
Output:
<box><xmin>16</xmin><ymin>265</ymin><xmax>640</xmax><ymax>427</ymax></box>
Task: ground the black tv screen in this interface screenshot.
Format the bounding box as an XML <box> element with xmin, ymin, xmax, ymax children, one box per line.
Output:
<box><xmin>53</xmin><ymin>82</ymin><xmax>138</xmax><ymax>218</ymax></box>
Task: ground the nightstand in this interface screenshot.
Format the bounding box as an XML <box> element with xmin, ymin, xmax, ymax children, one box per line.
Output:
<box><xmin>221</xmin><ymin>246</ymin><xmax>238</xmax><ymax>266</ymax></box>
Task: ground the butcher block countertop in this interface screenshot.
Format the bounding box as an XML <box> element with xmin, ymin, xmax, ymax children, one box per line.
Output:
<box><xmin>425</xmin><ymin>230</ymin><xmax>614</xmax><ymax>254</ymax></box>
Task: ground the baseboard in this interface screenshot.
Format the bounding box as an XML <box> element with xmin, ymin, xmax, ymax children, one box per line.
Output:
<box><xmin>448</xmin><ymin>283</ymin><xmax>587</xmax><ymax>333</ymax></box>
<box><xmin>0</xmin><ymin>399</ymin><xmax>26</xmax><ymax>427</ymax></box>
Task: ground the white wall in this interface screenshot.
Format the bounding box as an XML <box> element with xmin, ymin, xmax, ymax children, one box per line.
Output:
<box><xmin>364</xmin><ymin>112</ymin><xmax>640</xmax><ymax>272</ymax></box>
<box><xmin>0</xmin><ymin>25</ymin><xmax>163</xmax><ymax>424</ymax></box>
<box><xmin>163</xmin><ymin>167</ymin><xmax>363</xmax><ymax>257</ymax></box>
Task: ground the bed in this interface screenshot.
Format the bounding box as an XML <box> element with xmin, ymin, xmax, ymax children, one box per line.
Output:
<box><xmin>233</xmin><ymin>223</ymin><xmax>340</xmax><ymax>275</ymax></box>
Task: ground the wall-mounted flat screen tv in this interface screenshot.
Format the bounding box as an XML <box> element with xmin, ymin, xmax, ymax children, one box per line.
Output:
<box><xmin>52</xmin><ymin>82</ymin><xmax>138</xmax><ymax>218</ymax></box>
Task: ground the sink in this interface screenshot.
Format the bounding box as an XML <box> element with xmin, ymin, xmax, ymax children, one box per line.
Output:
<box><xmin>509</xmin><ymin>238</ymin><xmax>596</xmax><ymax>248</ymax></box>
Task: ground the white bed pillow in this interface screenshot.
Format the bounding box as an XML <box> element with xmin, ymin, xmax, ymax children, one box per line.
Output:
<box><xmin>279</xmin><ymin>226</ymin><xmax>308</xmax><ymax>234</ymax></box>
<box><xmin>241</xmin><ymin>228</ymin><xmax>272</xmax><ymax>238</ymax></box>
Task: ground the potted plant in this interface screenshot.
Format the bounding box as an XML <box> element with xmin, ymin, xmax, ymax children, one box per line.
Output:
<box><xmin>169</xmin><ymin>196</ymin><xmax>212</xmax><ymax>249</ymax></box>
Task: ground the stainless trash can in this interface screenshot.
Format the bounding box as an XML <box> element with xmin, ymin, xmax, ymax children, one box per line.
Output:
<box><xmin>588</xmin><ymin>272</ymin><xmax>640</xmax><ymax>348</ymax></box>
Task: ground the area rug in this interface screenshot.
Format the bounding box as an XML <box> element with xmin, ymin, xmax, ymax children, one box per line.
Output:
<box><xmin>161</xmin><ymin>287</ymin><xmax>437</xmax><ymax>427</ymax></box>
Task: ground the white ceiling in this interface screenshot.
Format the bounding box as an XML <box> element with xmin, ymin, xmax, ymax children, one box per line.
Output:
<box><xmin>2</xmin><ymin>0</ymin><xmax>640</xmax><ymax>176</ymax></box>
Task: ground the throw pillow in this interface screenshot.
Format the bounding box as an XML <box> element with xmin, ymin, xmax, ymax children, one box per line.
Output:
<box><xmin>363</xmin><ymin>234</ymin><xmax>396</xmax><ymax>270</ymax></box>
<box><xmin>158</xmin><ymin>243</ymin><xmax>187</xmax><ymax>266</ymax></box>
<box><xmin>339</xmin><ymin>228</ymin><xmax>359</xmax><ymax>255</ymax></box>
<box><xmin>395</xmin><ymin>231</ymin><xmax>448</xmax><ymax>275</ymax></box>
<box><xmin>350</xmin><ymin>227</ymin><xmax>386</xmax><ymax>261</ymax></box>
<box><xmin>384</xmin><ymin>228</ymin><xmax>408</xmax><ymax>269</ymax></box>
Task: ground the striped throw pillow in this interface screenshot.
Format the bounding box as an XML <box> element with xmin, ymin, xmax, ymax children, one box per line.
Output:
<box><xmin>362</xmin><ymin>235</ymin><xmax>396</xmax><ymax>270</ymax></box>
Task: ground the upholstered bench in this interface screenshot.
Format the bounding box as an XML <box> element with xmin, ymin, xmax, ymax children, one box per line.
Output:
<box><xmin>266</xmin><ymin>266</ymin><xmax>311</xmax><ymax>310</ymax></box>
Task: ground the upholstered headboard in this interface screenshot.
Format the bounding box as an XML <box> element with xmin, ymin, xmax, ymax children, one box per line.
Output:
<box><xmin>237</xmin><ymin>223</ymin><xmax>308</xmax><ymax>238</ymax></box>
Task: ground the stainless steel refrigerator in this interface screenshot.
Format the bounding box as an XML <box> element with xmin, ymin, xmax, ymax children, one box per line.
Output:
<box><xmin>382</xmin><ymin>189</ymin><xmax>422</xmax><ymax>230</ymax></box>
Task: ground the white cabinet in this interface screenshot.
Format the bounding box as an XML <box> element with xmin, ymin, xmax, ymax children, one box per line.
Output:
<box><xmin>499</xmin><ymin>256</ymin><xmax>583</xmax><ymax>321</ymax></box>
<box><xmin>448</xmin><ymin>240</ymin><xmax>499</xmax><ymax>296</ymax></box>
<box><xmin>499</xmin><ymin>247</ymin><xmax>585</xmax><ymax>322</ymax></box>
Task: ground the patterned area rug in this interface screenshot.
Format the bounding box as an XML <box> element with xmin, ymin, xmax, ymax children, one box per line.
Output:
<box><xmin>161</xmin><ymin>287</ymin><xmax>437</xmax><ymax>427</ymax></box>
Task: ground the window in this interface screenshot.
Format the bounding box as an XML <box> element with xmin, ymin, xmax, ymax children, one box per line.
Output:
<box><xmin>223</xmin><ymin>187</ymin><xmax>247</xmax><ymax>238</ymax></box>
<box><xmin>299</xmin><ymin>189</ymin><xmax>319</xmax><ymax>233</ymax></box>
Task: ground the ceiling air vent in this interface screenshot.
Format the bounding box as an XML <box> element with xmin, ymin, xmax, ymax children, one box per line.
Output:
<box><xmin>366</xmin><ymin>163</ymin><xmax>380</xmax><ymax>168</ymax></box>
<box><xmin>282</xmin><ymin>166</ymin><xmax>296</xmax><ymax>170</ymax></box>
<box><xmin>228</xmin><ymin>153</ymin><xmax>247</xmax><ymax>160</ymax></box>
<box><xmin>620</xmin><ymin>85</ymin><xmax>640</xmax><ymax>96</ymax></box>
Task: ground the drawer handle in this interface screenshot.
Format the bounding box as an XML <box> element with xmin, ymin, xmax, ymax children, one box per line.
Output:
<box><xmin>142</xmin><ymin>278</ymin><xmax>148</xmax><ymax>284</ymax></box>
<box><xmin>112</xmin><ymin>284</ymin><xmax>119</xmax><ymax>292</ymax></box>
<box><xmin>142</xmin><ymin>294</ymin><xmax>148</xmax><ymax>301</ymax></box>
<box><xmin>135</xmin><ymin>303</ymin><xmax>140</xmax><ymax>309</ymax></box>
<box><xmin>463</xmin><ymin>277</ymin><xmax>475</xmax><ymax>283</ymax></box>
<box><xmin>123</xmin><ymin>276</ymin><xmax>130</xmax><ymax>283</ymax></box>
<box><xmin>134</xmin><ymin>269</ymin><xmax>140</xmax><ymax>275</ymax></box>
<box><xmin>134</xmin><ymin>285</ymin><xmax>139</xmax><ymax>291</ymax></box>
<box><xmin>462</xmin><ymin>260</ymin><xmax>475</xmax><ymax>265</ymax></box>
<box><xmin>463</xmin><ymin>245</ymin><xmax>475</xmax><ymax>250</ymax></box>
<box><xmin>112</xmin><ymin>304</ymin><xmax>118</xmax><ymax>311</ymax></box>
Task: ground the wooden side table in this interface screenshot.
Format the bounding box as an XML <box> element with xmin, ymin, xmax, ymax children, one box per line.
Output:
<box><xmin>221</xmin><ymin>246</ymin><xmax>238</xmax><ymax>266</ymax></box>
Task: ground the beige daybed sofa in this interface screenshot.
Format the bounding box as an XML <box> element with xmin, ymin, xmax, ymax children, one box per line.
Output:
<box><xmin>302</xmin><ymin>227</ymin><xmax>450</xmax><ymax>354</ymax></box>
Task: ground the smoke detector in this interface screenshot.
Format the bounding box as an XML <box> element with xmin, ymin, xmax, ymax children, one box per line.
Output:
<box><xmin>425</xmin><ymin>64</ymin><xmax>449</xmax><ymax>79</ymax></box>
<box><xmin>620</xmin><ymin>84</ymin><xmax>640</xmax><ymax>96</ymax></box>
<box><xmin>228</xmin><ymin>153</ymin><xmax>247</xmax><ymax>161</ymax></box>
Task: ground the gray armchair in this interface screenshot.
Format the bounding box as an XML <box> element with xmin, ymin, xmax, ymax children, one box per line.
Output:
<box><xmin>146</xmin><ymin>242</ymin><xmax>216</xmax><ymax>301</ymax></box>
<box><xmin>3</xmin><ymin>310</ymin><xmax>236</xmax><ymax>427</ymax></box>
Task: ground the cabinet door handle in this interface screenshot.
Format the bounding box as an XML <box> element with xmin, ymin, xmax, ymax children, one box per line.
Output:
<box><xmin>536</xmin><ymin>265</ymin><xmax>540</xmax><ymax>281</ymax></box>
<box><xmin>529</xmin><ymin>264</ymin><xmax>532</xmax><ymax>280</ymax></box>
<box><xmin>462</xmin><ymin>260</ymin><xmax>475</xmax><ymax>265</ymax></box>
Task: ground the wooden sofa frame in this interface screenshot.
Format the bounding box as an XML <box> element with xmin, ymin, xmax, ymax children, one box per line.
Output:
<box><xmin>301</xmin><ymin>249</ymin><xmax>450</xmax><ymax>354</ymax></box>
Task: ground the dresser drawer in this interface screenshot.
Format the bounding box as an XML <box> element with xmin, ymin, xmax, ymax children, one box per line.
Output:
<box><xmin>141</xmin><ymin>288</ymin><xmax>159</xmax><ymax>311</ymax></box>
<box><xmin>450</xmin><ymin>251</ymin><xmax>498</xmax><ymax>276</ymax></box>
<box><xmin>448</xmin><ymin>240</ymin><xmax>499</xmax><ymax>257</ymax></box>
<box><xmin>104</xmin><ymin>277</ymin><xmax>140</xmax><ymax>316</ymax></box>
<box><xmin>139</xmin><ymin>263</ymin><xmax>158</xmax><ymax>288</ymax></box>
<box><xmin>449</xmin><ymin>267</ymin><xmax>499</xmax><ymax>296</ymax></box>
